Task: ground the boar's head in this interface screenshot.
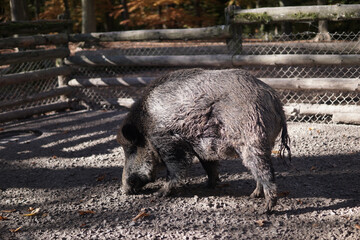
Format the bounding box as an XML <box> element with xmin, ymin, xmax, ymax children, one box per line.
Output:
<box><xmin>117</xmin><ymin>122</ymin><xmax>158</xmax><ymax>194</ymax></box>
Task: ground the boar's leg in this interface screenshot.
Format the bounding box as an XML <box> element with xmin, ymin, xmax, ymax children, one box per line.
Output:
<box><xmin>156</xmin><ymin>143</ymin><xmax>192</xmax><ymax>197</ymax></box>
<box><xmin>199</xmin><ymin>160</ymin><xmax>220</xmax><ymax>188</ymax></box>
<box><xmin>241</xmin><ymin>147</ymin><xmax>277</xmax><ymax>213</ymax></box>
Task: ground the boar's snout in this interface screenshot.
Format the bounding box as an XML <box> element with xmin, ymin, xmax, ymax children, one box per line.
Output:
<box><xmin>122</xmin><ymin>173</ymin><xmax>150</xmax><ymax>195</ymax></box>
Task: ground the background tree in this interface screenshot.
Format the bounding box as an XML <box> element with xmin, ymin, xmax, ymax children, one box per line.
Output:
<box><xmin>10</xmin><ymin>0</ymin><xmax>27</xmax><ymax>21</ymax></box>
<box><xmin>110</xmin><ymin>0</ymin><xmax>224</xmax><ymax>29</ymax></box>
<box><xmin>81</xmin><ymin>0</ymin><xmax>96</xmax><ymax>33</ymax></box>
<box><xmin>1</xmin><ymin>0</ymin><xmax>360</xmax><ymax>34</ymax></box>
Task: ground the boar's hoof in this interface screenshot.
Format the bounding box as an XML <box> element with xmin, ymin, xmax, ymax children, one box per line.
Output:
<box><xmin>155</xmin><ymin>182</ymin><xmax>176</xmax><ymax>197</ymax></box>
<box><xmin>264</xmin><ymin>197</ymin><xmax>277</xmax><ymax>214</ymax></box>
<box><xmin>250</xmin><ymin>181</ymin><xmax>264</xmax><ymax>198</ymax></box>
<box><xmin>250</xmin><ymin>188</ymin><xmax>264</xmax><ymax>198</ymax></box>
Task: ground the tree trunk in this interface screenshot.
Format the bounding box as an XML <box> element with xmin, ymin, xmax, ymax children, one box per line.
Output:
<box><xmin>63</xmin><ymin>0</ymin><xmax>71</xmax><ymax>19</ymax></box>
<box><xmin>10</xmin><ymin>0</ymin><xmax>27</xmax><ymax>21</ymax></box>
<box><xmin>195</xmin><ymin>0</ymin><xmax>202</xmax><ymax>27</ymax></box>
<box><xmin>81</xmin><ymin>0</ymin><xmax>96</xmax><ymax>33</ymax></box>
<box><xmin>121</xmin><ymin>0</ymin><xmax>129</xmax><ymax>30</ymax></box>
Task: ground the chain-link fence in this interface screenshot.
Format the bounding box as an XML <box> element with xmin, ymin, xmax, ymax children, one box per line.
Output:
<box><xmin>1</xmin><ymin>28</ymin><xmax>359</xmax><ymax>124</ymax></box>
<box><xmin>70</xmin><ymin>31</ymin><xmax>360</xmax><ymax>124</ymax></box>
<box><xmin>0</xmin><ymin>58</ymin><xmax>60</xmax><ymax>114</ymax></box>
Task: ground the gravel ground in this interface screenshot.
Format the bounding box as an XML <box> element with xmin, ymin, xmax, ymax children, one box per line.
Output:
<box><xmin>0</xmin><ymin>110</ymin><xmax>359</xmax><ymax>240</ymax></box>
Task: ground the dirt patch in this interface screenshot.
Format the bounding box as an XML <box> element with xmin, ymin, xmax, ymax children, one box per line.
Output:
<box><xmin>0</xmin><ymin>110</ymin><xmax>359</xmax><ymax>239</ymax></box>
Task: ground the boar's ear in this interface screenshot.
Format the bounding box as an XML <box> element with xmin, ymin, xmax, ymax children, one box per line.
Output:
<box><xmin>117</xmin><ymin>123</ymin><xmax>143</xmax><ymax>146</ymax></box>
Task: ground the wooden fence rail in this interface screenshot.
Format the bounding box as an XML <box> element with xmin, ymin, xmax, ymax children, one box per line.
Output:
<box><xmin>0</xmin><ymin>33</ymin><xmax>69</xmax><ymax>49</ymax></box>
<box><xmin>0</xmin><ymin>86</ymin><xmax>74</xmax><ymax>110</ymax></box>
<box><xmin>231</xmin><ymin>4</ymin><xmax>360</xmax><ymax>24</ymax></box>
<box><xmin>0</xmin><ymin>102</ymin><xmax>71</xmax><ymax>124</ymax></box>
<box><xmin>68</xmin><ymin>76</ymin><xmax>360</xmax><ymax>93</ymax></box>
<box><xmin>69</xmin><ymin>25</ymin><xmax>230</xmax><ymax>42</ymax></box>
<box><xmin>0</xmin><ymin>47</ymin><xmax>70</xmax><ymax>65</ymax></box>
<box><xmin>64</xmin><ymin>54</ymin><xmax>360</xmax><ymax>67</ymax></box>
<box><xmin>0</xmin><ymin>66</ymin><xmax>73</xmax><ymax>87</ymax></box>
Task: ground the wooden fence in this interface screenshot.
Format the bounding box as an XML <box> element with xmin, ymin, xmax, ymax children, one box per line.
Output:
<box><xmin>0</xmin><ymin>20</ymin><xmax>73</xmax><ymax>123</ymax></box>
<box><xmin>1</xmin><ymin>4</ymin><xmax>360</xmax><ymax>124</ymax></box>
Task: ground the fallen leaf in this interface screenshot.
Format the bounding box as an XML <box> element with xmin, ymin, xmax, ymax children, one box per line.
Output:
<box><xmin>96</xmin><ymin>174</ymin><xmax>106</xmax><ymax>182</ymax></box>
<box><xmin>312</xmin><ymin>223</ymin><xmax>320</xmax><ymax>228</ymax></box>
<box><xmin>78</xmin><ymin>210</ymin><xmax>95</xmax><ymax>215</ymax></box>
<box><xmin>355</xmin><ymin>224</ymin><xmax>360</xmax><ymax>230</ymax></box>
<box><xmin>278</xmin><ymin>191</ymin><xmax>290</xmax><ymax>197</ymax></box>
<box><xmin>2</xmin><ymin>209</ymin><xmax>16</xmax><ymax>213</ymax></box>
<box><xmin>52</xmin><ymin>155</ymin><xmax>57</xmax><ymax>159</ymax></box>
<box><xmin>23</xmin><ymin>208</ymin><xmax>40</xmax><ymax>216</ymax></box>
<box><xmin>255</xmin><ymin>219</ymin><xmax>266</xmax><ymax>227</ymax></box>
<box><xmin>132</xmin><ymin>209</ymin><xmax>150</xmax><ymax>222</ymax></box>
<box><xmin>310</xmin><ymin>166</ymin><xmax>317</xmax><ymax>171</ymax></box>
<box><xmin>0</xmin><ymin>216</ymin><xmax>9</xmax><ymax>220</ymax></box>
<box><xmin>271</xmin><ymin>150</ymin><xmax>281</xmax><ymax>157</ymax></box>
<box><xmin>9</xmin><ymin>226</ymin><xmax>22</xmax><ymax>233</ymax></box>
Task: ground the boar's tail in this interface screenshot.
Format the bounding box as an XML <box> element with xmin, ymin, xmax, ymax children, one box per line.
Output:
<box><xmin>279</xmin><ymin>120</ymin><xmax>291</xmax><ymax>163</ymax></box>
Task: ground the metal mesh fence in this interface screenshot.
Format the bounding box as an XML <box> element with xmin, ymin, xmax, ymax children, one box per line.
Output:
<box><xmin>71</xmin><ymin>31</ymin><xmax>360</xmax><ymax>124</ymax></box>
<box><xmin>0</xmin><ymin>59</ymin><xmax>60</xmax><ymax>114</ymax></box>
<box><xmin>1</xmin><ymin>31</ymin><xmax>359</xmax><ymax>123</ymax></box>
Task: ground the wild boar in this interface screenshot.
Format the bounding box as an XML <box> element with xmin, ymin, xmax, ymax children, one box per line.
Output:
<box><xmin>117</xmin><ymin>68</ymin><xmax>291</xmax><ymax>213</ymax></box>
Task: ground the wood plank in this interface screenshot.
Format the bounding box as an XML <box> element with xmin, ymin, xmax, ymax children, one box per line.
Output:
<box><xmin>69</xmin><ymin>25</ymin><xmax>231</xmax><ymax>42</ymax></box>
<box><xmin>0</xmin><ymin>66</ymin><xmax>73</xmax><ymax>87</ymax></box>
<box><xmin>0</xmin><ymin>33</ymin><xmax>69</xmax><ymax>49</ymax></box>
<box><xmin>64</xmin><ymin>54</ymin><xmax>233</xmax><ymax>67</ymax></box>
<box><xmin>260</xmin><ymin>78</ymin><xmax>360</xmax><ymax>92</ymax></box>
<box><xmin>0</xmin><ymin>102</ymin><xmax>71</xmax><ymax>123</ymax></box>
<box><xmin>68</xmin><ymin>77</ymin><xmax>154</xmax><ymax>87</ymax></box>
<box><xmin>0</xmin><ymin>48</ymin><xmax>70</xmax><ymax>65</ymax></box>
<box><xmin>68</xmin><ymin>76</ymin><xmax>360</xmax><ymax>92</ymax></box>
<box><xmin>232</xmin><ymin>4</ymin><xmax>360</xmax><ymax>24</ymax></box>
<box><xmin>284</xmin><ymin>103</ymin><xmax>360</xmax><ymax>116</ymax></box>
<box><xmin>233</xmin><ymin>54</ymin><xmax>360</xmax><ymax>66</ymax></box>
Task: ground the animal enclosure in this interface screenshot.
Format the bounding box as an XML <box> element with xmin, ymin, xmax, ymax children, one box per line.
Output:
<box><xmin>1</xmin><ymin>4</ymin><xmax>360</xmax><ymax>239</ymax></box>
<box><xmin>0</xmin><ymin>4</ymin><xmax>360</xmax><ymax>125</ymax></box>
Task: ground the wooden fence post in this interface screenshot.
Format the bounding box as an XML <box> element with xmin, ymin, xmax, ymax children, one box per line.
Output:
<box><xmin>56</xmin><ymin>26</ymin><xmax>71</xmax><ymax>102</ymax></box>
<box><xmin>225</xmin><ymin>5</ymin><xmax>242</xmax><ymax>55</ymax></box>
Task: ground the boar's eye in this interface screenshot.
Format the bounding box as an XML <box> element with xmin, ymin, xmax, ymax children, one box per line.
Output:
<box><xmin>121</xmin><ymin>124</ymin><xmax>144</xmax><ymax>146</ymax></box>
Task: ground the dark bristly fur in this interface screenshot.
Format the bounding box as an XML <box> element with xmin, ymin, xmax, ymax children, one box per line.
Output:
<box><xmin>117</xmin><ymin>68</ymin><xmax>291</xmax><ymax>213</ymax></box>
